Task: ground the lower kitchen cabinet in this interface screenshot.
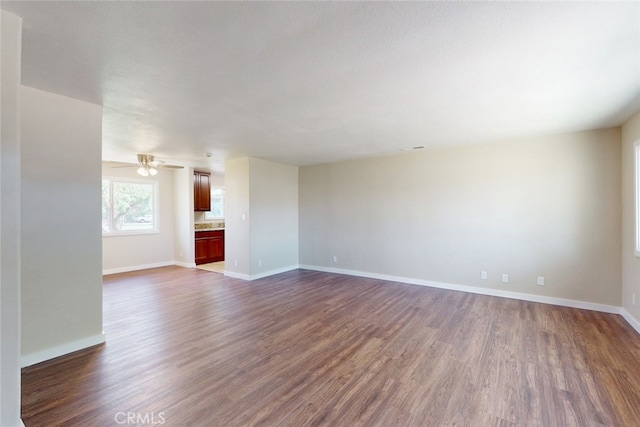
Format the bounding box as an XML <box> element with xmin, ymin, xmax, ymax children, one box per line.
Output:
<box><xmin>195</xmin><ymin>230</ymin><xmax>224</xmax><ymax>265</ymax></box>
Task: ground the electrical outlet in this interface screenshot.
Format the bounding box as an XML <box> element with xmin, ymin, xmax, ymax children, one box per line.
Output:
<box><xmin>502</xmin><ymin>274</ymin><xmax>509</xmax><ymax>283</ymax></box>
<box><xmin>258</xmin><ymin>259</ymin><xmax>262</xmax><ymax>267</ymax></box>
<box><xmin>536</xmin><ymin>276</ymin><xmax>545</xmax><ymax>286</ymax></box>
<box><xmin>480</xmin><ymin>271</ymin><xmax>488</xmax><ymax>280</ymax></box>
<box><xmin>633</xmin><ymin>293</ymin><xmax>637</xmax><ymax>306</ymax></box>
<box><xmin>332</xmin><ymin>255</ymin><xmax>338</xmax><ymax>263</ymax></box>
<box><xmin>234</xmin><ymin>259</ymin><xmax>239</xmax><ymax>267</ymax></box>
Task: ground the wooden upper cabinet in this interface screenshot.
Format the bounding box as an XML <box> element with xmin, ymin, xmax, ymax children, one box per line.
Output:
<box><xmin>194</xmin><ymin>171</ymin><xmax>211</xmax><ymax>211</ymax></box>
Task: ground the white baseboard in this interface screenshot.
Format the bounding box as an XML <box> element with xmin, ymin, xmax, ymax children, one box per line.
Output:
<box><xmin>21</xmin><ymin>332</ymin><xmax>106</xmax><ymax>368</ymax></box>
<box><xmin>103</xmin><ymin>261</ymin><xmax>175</xmax><ymax>275</ymax></box>
<box><xmin>21</xmin><ymin>419</ymin><xmax>25</xmax><ymax>427</ymax></box>
<box><xmin>300</xmin><ymin>264</ymin><xmax>621</xmax><ymax>315</ymax></box>
<box><xmin>248</xmin><ymin>265</ymin><xmax>300</xmax><ymax>281</ymax></box>
<box><xmin>174</xmin><ymin>260</ymin><xmax>196</xmax><ymax>268</ymax></box>
<box><xmin>621</xmin><ymin>308</ymin><xmax>640</xmax><ymax>335</ymax></box>
<box><xmin>100</xmin><ymin>261</ymin><xmax>640</xmax><ymax>334</ymax></box>
<box><xmin>105</xmin><ymin>262</ymin><xmax>297</xmax><ymax>280</ymax></box>
<box><xmin>224</xmin><ymin>270</ymin><xmax>251</xmax><ymax>280</ymax></box>
<box><xmin>224</xmin><ymin>264</ymin><xmax>300</xmax><ymax>281</ymax></box>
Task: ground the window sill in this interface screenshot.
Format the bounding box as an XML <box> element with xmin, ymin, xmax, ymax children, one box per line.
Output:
<box><xmin>103</xmin><ymin>230</ymin><xmax>160</xmax><ymax>237</ymax></box>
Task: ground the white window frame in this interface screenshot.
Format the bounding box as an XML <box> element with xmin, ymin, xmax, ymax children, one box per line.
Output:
<box><xmin>635</xmin><ymin>141</ymin><xmax>640</xmax><ymax>257</ymax></box>
<box><xmin>102</xmin><ymin>176</ymin><xmax>159</xmax><ymax>237</ymax></box>
<box><xmin>204</xmin><ymin>186</ymin><xmax>225</xmax><ymax>220</ymax></box>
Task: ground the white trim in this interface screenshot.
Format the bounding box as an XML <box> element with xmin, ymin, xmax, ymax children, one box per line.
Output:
<box><xmin>224</xmin><ymin>264</ymin><xmax>300</xmax><ymax>281</ymax></box>
<box><xmin>224</xmin><ymin>270</ymin><xmax>251</xmax><ymax>280</ymax></box>
<box><xmin>21</xmin><ymin>332</ymin><xmax>106</xmax><ymax>368</ymax></box>
<box><xmin>299</xmin><ymin>264</ymin><xmax>621</xmax><ymax>314</ymax></box>
<box><xmin>621</xmin><ymin>308</ymin><xmax>640</xmax><ymax>335</ymax></box>
<box><xmin>100</xmin><ymin>261</ymin><xmax>640</xmax><ymax>334</ymax></box>
<box><xmin>174</xmin><ymin>260</ymin><xmax>196</xmax><ymax>268</ymax></box>
<box><xmin>103</xmin><ymin>261</ymin><xmax>174</xmax><ymax>275</ymax></box>
<box><xmin>102</xmin><ymin>229</ymin><xmax>160</xmax><ymax>238</ymax></box>
<box><xmin>204</xmin><ymin>186</ymin><xmax>225</xmax><ymax>220</ymax></box>
<box><xmin>102</xmin><ymin>176</ymin><xmax>160</xmax><ymax>237</ymax></box>
<box><xmin>247</xmin><ymin>265</ymin><xmax>300</xmax><ymax>281</ymax></box>
<box><xmin>20</xmin><ymin>420</ymin><xmax>26</xmax><ymax>427</ymax></box>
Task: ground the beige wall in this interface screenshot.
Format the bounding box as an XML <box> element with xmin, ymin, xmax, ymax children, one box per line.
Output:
<box><xmin>1</xmin><ymin>10</ymin><xmax>23</xmax><ymax>426</ymax></box>
<box><xmin>21</xmin><ymin>86</ymin><xmax>104</xmax><ymax>365</ymax></box>
<box><xmin>622</xmin><ymin>110</ymin><xmax>640</xmax><ymax>325</ymax></box>
<box><xmin>300</xmin><ymin>128</ymin><xmax>621</xmax><ymax>306</ymax></box>
<box><xmin>102</xmin><ymin>162</ymin><xmax>177</xmax><ymax>273</ymax></box>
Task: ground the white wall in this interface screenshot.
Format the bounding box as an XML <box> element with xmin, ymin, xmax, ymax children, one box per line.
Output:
<box><xmin>300</xmin><ymin>128</ymin><xmax>621</xmax><ymax>307</ymax></box>
<box><xmin>225</xmin><ymin>157</ymin><xmax>299</xmax><ymax>279</ymax></box>
<box><xmin>102</xmin><ymin>162</ymin><xmax>177</xmax><ymax>273</ymax></box>
<box><xmin>622</xmin><ymin>110</ymin><xmax>640</xmax><ymax>328</ymax></box>
<box><xmin>21</xmin><ymin>86</ymin><xmax>104</xmax><ymax>367</ymax></box>
<box><xmin>249</xmin><ymin>158</ymin><xmax>299</xmax><ymax>276</ymax></box>
<box><xmin>174</xmin><ymin>167</ymin><xmax>195</xmax><ymax>267</ymax></box>
<box><xmin>225</xmin><ymin>158</ymin><xmax>251</xmax><ymax>277</ymax></box>
<box><xmin>1</xmin><ymin>10</ymin><xmax>23</xmax><ymax>427</ymax></box>
<box><xmin>210</xmin><ymin>173</ymin><xmax>225</xmax><ymax>188</ymax></box>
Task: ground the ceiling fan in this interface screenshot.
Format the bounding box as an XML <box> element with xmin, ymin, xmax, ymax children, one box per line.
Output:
<box><xmin>113</xmin><ymin>154</ymin><xmax>184</xmax><ymax>176</ymax></box>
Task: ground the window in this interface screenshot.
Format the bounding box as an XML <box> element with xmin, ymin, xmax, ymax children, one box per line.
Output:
<box><xmin>205</xmin><ymin>187</ymin><xmax>225</xmax><ymax>220</ymax></box>
<box><xmin>636</xmin><ymin>141</ymin><xmax>640</xmax><ymax>256</ymax></box>
<box><xmin>102</xmin><ymin>178</ymin><xmax>158</xmax><ymax>235</ymax></box>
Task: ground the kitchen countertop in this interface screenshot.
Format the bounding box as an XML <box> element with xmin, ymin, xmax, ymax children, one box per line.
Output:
<box><xmin>195</xmin><ymin>222</ymin><xmax>224</xmax><ymax>231</ymax></box>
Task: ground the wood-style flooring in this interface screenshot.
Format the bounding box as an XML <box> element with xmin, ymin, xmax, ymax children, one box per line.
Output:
<box><xmin>22</xmin><ymin>267</ymin><xmax>640</xmax><ymax>426</ymax></box>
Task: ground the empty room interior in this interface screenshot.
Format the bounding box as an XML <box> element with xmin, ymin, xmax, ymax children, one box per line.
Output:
<box><xmin>2</xmin><ymin>2</ymin><xmax>640</xmax><ymax>426</ymax></box>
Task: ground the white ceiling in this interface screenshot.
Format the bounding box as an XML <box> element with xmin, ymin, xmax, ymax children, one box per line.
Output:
<box><xmin>3</xmin><ymin>1</ymin><xmax>639</xmax><ymax>172</ymax></box>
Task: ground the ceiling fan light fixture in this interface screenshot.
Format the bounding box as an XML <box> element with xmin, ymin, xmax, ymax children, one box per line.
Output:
<box><xmin>148</xmin><ymin>167</ymin><xmax>158</xmax><ymax>176</ymax></box>
<box><xmin>137</xmin><ymin>166</ymin><xmax>149</xmax><ymax>177</ymax></box>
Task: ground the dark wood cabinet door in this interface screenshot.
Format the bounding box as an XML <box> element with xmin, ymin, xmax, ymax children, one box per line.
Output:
<box><xmin>199</xmin><ymin>172</ymin><xmax>211</xmax><ymax>211</ymax></box>
<box><xmin>195</xmin><ymin>238</ymin><xmax>209</xmax><ymax>264</ymax></box>
<box><xmin>194</xmin><ymin>230</ymin><xmax>224</xmax><ymax>264</ymax></box>
<box><xmin>208</xmin><ymin>235</ymin><xmax>224</xmax><ymax>262</ymax></box>
<box><xmin>194</xmin><ymin>171</ymin><xmax>211</xmax><ymax>211</ymax></box>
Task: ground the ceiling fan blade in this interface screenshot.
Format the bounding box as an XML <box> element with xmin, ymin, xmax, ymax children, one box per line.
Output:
<box><xmin>113</xmin><ymin>154</ymin><xmax>183</xmax><ymax>171</ymax></box>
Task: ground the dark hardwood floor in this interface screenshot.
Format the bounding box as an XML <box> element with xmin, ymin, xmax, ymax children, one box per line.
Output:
<box><xmin>22</xmin><ymin>267</ymin><xmax>640</xmax><ymax>426</ymax></box>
